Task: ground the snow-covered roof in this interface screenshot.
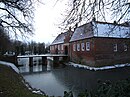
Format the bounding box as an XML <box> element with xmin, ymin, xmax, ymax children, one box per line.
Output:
<box><xmin>51</xmin><ymin>32</ymin><xmax>68</xmax><ymax>45</ymax></box>
<box><xmin>70</xmin><ymin>21</ymin><xmax>130</xmax><ymax>42</ymax></box>
<box><xmin>70</xmin><ymin>22</ymin><xmax>93</xmax><ymax>42</ymax></box>
<box><xmin>51</xmin><ymin>33</ymin><xmax>65</xmax><ymax>45</ymax></box>
<box><xmin>93</xmin><ymin>21</ymin><xmax>130</xmax><ymax>38</ymax></box>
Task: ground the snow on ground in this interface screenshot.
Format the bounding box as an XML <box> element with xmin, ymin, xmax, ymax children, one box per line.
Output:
<box><xmin>0</xmin><ymin>61</ymin><xmax>19</xmax><ymax>73</ymax></box>
<box><xmin>0</xmin><ymin>61</ymin><xmax>45</xmax><ymax>95</ymax></box>
<box><xmin>67</xmin><ymin>62</ymin><xmax>130</xmax><ymax>71</ymax></box>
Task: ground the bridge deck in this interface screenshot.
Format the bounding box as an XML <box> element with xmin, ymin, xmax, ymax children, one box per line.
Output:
<box><xmin>17</xmin><ymin>54</ymin><xmax>68</xmax><ymax>58</ymax></box>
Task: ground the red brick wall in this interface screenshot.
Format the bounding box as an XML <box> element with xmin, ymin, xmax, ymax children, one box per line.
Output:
<box><xmin>50</xmin><ymin>43</ymin><xmax>66</xmax><ymax>54</ymax></box>
<box><xmin>70</xmin><ymin>38</ymin><xmax>95</xmax><ymax>66</ymax></box>
<box><xmin>94</xmin><ymin>37</ymin><xmax>130</xmax><ymax>66</ymax></box>
<box><xmin>70</xmin><ymin>37</ymin><xmax>130</xmax><ymax>66</ymax></box>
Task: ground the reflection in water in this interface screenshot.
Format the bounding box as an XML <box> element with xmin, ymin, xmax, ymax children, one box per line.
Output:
<box><xmin>18</xmin><ymin>57</ymin><xmax>50</xmax><ymax>73</ymax></box>
<box><xmin>18</xmin><ymin>58</ymin><xmax>130</xmax><ymax>97</ymax></box>
<box><xmin>23</xmin><ymin>72</ymin><xmax>69</xmax><ymax>96</ymax></box>
<box><xmin>18</xmin><ymin>58</ymin><xmax>29</xmax><ymax>72</ymax></box>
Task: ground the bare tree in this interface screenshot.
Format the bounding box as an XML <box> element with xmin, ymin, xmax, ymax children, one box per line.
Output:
<box><xmin>0</xmin><ymin>26</ymin><xmax>11</xmax><ymax>54</ymax></box>
<box><xmin>0</xmin><ymin>0</ymin><xmax>40</xmax><ymax>38</ymax></box>
<box><xmin>62</xmin><ymin>0</ymin><xmax>130</xmax><ymax>28</ymax></box>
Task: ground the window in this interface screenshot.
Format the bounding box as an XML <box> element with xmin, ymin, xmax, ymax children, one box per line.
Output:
<box><xmin>73</xmin><ymin>43</ymin><xmax>76</xmax><ymax>51</ymax></box>
<box><xmin>86</xmin><ymin>42</ymin><xmax>90</xmax><ymax>51</ymax></box>
<box><xmin>50</xmin><ymin>46</ymin><xmax>52</xmax><ymax>50</ymax></box>
<box><xmin>124</xmin><ymin>44</ymin><xmax>128</xmax><ymax>51</ymax></box>
<box><xmin>58</xmin><ymin>45</ymin><xmax>60</xmax><ymax>50</ymax></box>
<box><xmin>55</xmin><ymin>45</ymin><xmax>57</xmax><ymax>49</ymax></box>
<box><xmin>50</xmin><ymin>46</ymin><xmax>52</xmax><ymax>51</ymax></box>
<box><xmin>113</xmin><ymin>44</ymin><xmax>117</xmax><ymax>52</ymax></box>
<box><xmin>61</xmin><ymin>44</ymin><xmax>63</xmax><ymax>50</ymax></box>
<box><xmin>77</xmin><ymin>43</ymin><xmax>80</xmax><ymax>51</ymax></box>
<box><xmin>81</xmin><ymin>43</ymin><xmax>85</xmax><ymax>51</ymax></box>
<box><xmin>52</xmin><ymin>46</ymin><xmax>54</xmax><ymax>50</ymax></box>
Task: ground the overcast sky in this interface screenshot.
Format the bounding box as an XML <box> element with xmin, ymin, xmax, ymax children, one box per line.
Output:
<box><xmin>29</xmin><ymin>0</ymin><xmax>68</xmax><ymax>44</ymax></box>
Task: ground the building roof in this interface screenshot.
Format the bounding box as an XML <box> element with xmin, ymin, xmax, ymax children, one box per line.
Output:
<box><xmin>70</xmin><ymin>22</ymin><xmax>93</xmax><ymax>42</ymax></box>
<box><xmin>51</xmin><ymin>33</ymin><xmax>65</xmax><ymax>45</ymax></box>
<box><xmin>51</xmin><ymin>32</ymin><xmax>67</xmax><ymax>45</ymax></box>
<box><xmin>70</xmin><ymin>21</ymin><xmax>130</xmax><ymax>42</ymax></box>
<box><xmin>93</xmin><ymin>21</ymin><xmax>130</xmax><ymax>38</ymax></box>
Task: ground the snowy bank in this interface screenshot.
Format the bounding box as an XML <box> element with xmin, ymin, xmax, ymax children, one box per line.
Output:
<box><xmin>0</xmin><ymin>61</ymin><xmax>19</xmax><ymax>73</ymax></box>
<box><xmin>0</xmin><ymin>61</ymin><xmax>46</xmax><ymax>95</ymax></box>
<box><xmin>22</xmin><ymin>80</ymin><xmax>45</xmax><ymax>95</ymax></box>
<box><xmin>67</xmin><ymin>62</ymin><xmax>130</xmax><ymax>71</ymax></box>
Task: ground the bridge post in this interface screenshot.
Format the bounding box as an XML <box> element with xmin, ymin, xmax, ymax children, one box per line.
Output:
<box><xmin>53</xmin><ymin>56</ymin><xmax>59</xmax><ymax>67</ymax></box>
<box><xmin>42</xmin><ymin>56</ymin><xmax>47</xmax><ymax>71</ymax></box>
<box><xmin>42</xmin><ymin>56</ymin><xmax>47</xmax><ymax>65</ymax></box>
<box><xmin>29</xmin><ymin>57</ymin><xmax>33</xmax><ymax>72</ymax></box>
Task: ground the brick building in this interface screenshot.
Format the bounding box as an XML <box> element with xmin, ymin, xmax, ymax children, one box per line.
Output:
<box><xmin>50</xmin><ymin>28</ymin><xmax>73</xmax><ymax>55</ymax></box>
<box><xmin>50</xmin><ymin>21</ymin><xmax>130</xmax><ymax>66</ymax></box>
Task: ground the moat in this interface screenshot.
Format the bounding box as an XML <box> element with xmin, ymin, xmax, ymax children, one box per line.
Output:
<box><xmin>18</xmin><ymin>58</ymin><xmax>130</xmax><ymax>97</ymax></box>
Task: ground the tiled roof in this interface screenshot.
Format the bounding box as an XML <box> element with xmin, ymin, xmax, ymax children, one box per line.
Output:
<box><xmin>70</xmin><ymin>21</ymin><xmax>130</xmax><ymax>42</ymax></box>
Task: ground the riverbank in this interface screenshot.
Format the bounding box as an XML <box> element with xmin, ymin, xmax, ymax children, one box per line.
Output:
<box><xmin>67</xmin><ymin>62</ymin><xmax>130</xmax><ymax>71</ymax></box>
<box><xmin>0</xmin><ymin>64</ymin><xmax>47</xmax><ymax>97</ymax></box>
<box><xmin>1</xmin><ymin>59</ymin><xmax>130</xmax><ymax>97</ymax></box>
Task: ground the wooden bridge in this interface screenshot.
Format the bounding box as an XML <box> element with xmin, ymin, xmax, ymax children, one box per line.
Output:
<box><xmin>17</xmin><ymin>54</ymin><xmax>68</xmax><ymax>72</ymax></box>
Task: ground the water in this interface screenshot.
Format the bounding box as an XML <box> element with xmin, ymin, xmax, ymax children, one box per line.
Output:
<box><xmin>18</xmin><ymin>58</ymin><xmax>130</xmax><ymax>97</ymax></box>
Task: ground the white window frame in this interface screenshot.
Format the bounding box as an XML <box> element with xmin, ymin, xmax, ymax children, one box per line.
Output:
<box><xmin>81</xmin><ymin>43</ymin><xmax>85</xmax><ymax>51</ymax></box>
<box><xmin>73</xmin><ymin>43</ymin><xmax>76</xmax><ymax>51</ymax></box>
<box><xmin>77</xmin><ymin>43</ymin><xmax>80</xmax><ymax>51</ymax></box>
<box><xmin>51</xmin><ymin>46</ymin><xmax>54</xmax><ymax>50</ymax></box>
<box><xmin>55</xmin><ymin>45</ymin><xmax>57</xmax><ymax>49</ymax></box>
<box><xmin>124</xmin><ymin>44</ymin><xmax>128</xmax><ymax>51</ymax></box>
<box><xmin>50</xmin><ymin>46</ymin><xmax>52</xmax><ymax>50</ymax></box>
<box><xmin>113</xmin><ymin>44</ymin><xmax>117</xmax><ymax>52</ymax></box>
<box><xmin>86</xmin><ymin>42</ymin><xmax>90</xmax><ymax>51</ymax></box>
<box><xmin>52</xmin><ymin>46</ymin><xmax>54</xmax><ymax>50</ymax></box>
<box><xmin>58</xmin><ymin>45</ymin><xmax>60</xmax><ymax>50</ymax></box>
<box><xmin>61</xmin><ymin>44</ymin><xmax>63</xmax><ymax>50</ymax></box>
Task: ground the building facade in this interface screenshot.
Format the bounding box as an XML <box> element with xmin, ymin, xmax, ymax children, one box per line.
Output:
<box><xmin>50</xmin><ymin>28</ymin><xmax>73</xmax><ymax>55</ymax></box>
<box><xmin>50</xmin><ymin>21</ymin><xmax>130</xmax><ymax>66</ymax></box>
